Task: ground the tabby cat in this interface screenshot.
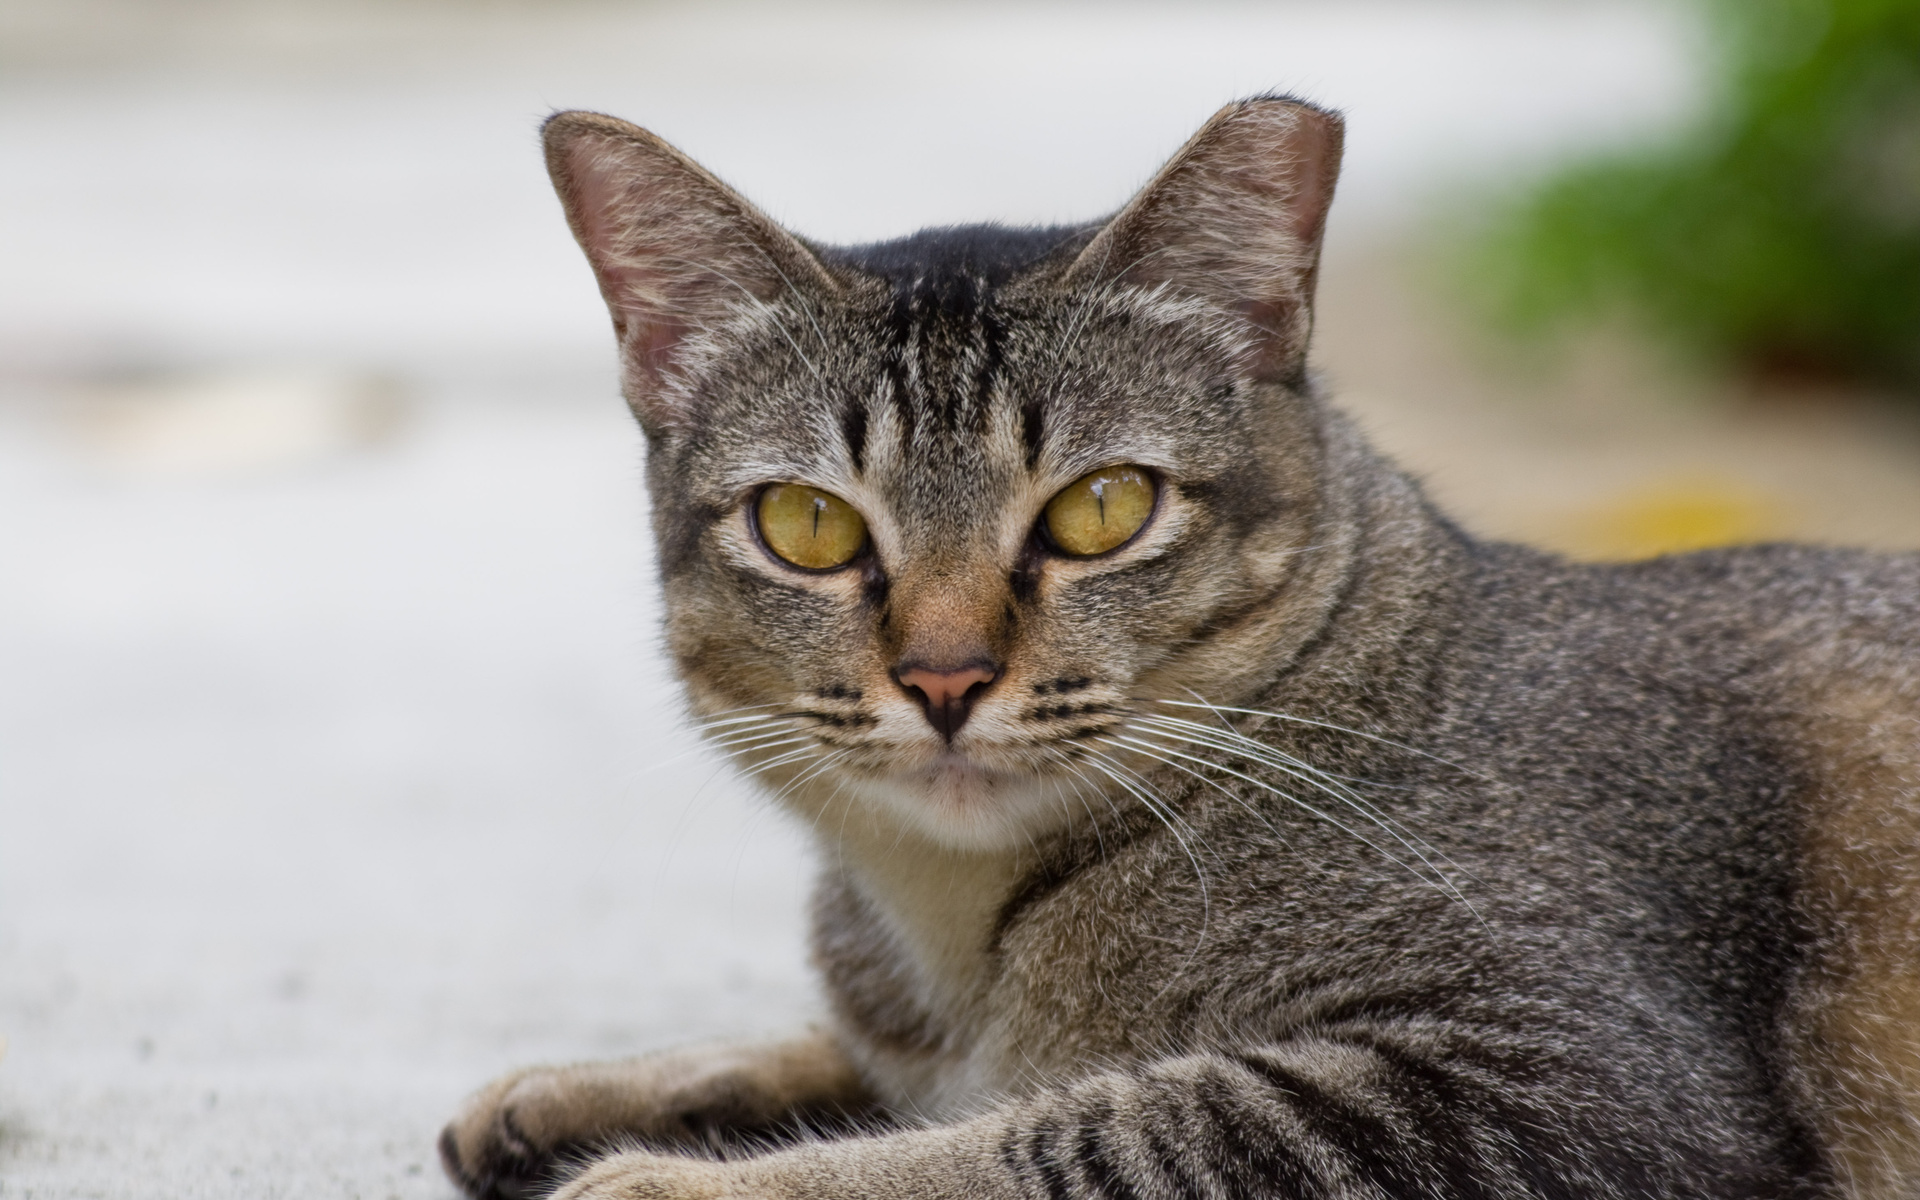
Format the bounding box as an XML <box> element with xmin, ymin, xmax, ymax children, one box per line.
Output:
<box><xmin>439</xmin><ymin>97</ymin><xmax>1920</xmax><ymax>1199</ymax></box>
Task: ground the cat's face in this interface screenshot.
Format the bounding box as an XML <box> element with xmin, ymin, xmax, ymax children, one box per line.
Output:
<box><xmin>646</xmin><ymin>273</ymin><xmax>1328</xmax><ymax>848</ymax></box>
<box><xmin>545</xmin><ymin>100</ymin><xmax>1343</xmax><ymax>849</ymax></box>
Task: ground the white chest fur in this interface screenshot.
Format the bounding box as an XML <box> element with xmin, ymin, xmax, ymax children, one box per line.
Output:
<box><xmin>829</xmin><ymin>822</ymin><xmax>1038</xmax><ymax>1120</ymax></box>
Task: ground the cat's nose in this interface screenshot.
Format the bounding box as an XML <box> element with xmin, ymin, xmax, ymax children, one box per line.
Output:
<box><xmin>894</xmin><ymin>661</ymin><xmax>999</xmax><ymax>742</ymax></box>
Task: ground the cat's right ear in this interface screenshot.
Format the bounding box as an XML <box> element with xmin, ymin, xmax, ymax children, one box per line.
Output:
<box><xmin>1063</xmin><ymin>97</ymin><xmax>1344</xmax><ymax>382</ymax></box>
<box><xmin>543</xmin><ymin>112</ymin><xmax>837</xmax><ymax>432</ymax></box>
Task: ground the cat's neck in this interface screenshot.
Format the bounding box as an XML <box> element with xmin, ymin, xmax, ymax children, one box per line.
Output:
<box><xmin>824</xmin><ymin>815</ymin><xmax>1036</xmax><ymax>1021</ymax></box>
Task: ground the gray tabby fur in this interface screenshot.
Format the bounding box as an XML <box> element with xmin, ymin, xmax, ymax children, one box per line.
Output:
<box><xmin>439</xmin><ymin>99</ymin><xmax>1920</xmax><ymax>1200</ymax></box>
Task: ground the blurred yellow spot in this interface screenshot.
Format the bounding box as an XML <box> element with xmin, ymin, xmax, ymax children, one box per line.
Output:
<box><xmin>1554</xmin><ymin>480</ymin><xmax>1784</xmax><ymax>561</ymax></box>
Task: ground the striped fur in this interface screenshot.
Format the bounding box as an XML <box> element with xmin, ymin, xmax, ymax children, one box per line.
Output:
<box><xmin>439</xmin><ymin>98</ymin><xmax>1920</xmax><ymax>1200</ymax></box>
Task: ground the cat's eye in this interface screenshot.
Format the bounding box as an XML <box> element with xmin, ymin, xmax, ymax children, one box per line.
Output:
<box><xmin>756</xmin><ymin>483</ymin><xmax>869</xmax><ymax>571</ymax></box>
<box><xmin>1043</xmin><ymin>466</ymin><xmax>1157</xmax><ymax>557</ymax></box>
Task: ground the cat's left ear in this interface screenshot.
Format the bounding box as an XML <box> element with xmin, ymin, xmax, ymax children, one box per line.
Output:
<box><xmin>543</xmin><ymin>111</ymin><xmax>838</xmax><ymax>432</ymax></box>
<box><xmin>1065</xmin><ymin>96</ymin><xmax>1343</xmax><ymax>381</ymax></box>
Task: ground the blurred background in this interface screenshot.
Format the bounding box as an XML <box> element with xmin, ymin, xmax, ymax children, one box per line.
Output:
<box><xmin>1</xmin><ymin>1</ymin><xmax>1915</xmax><ymax>1195</ymax></box>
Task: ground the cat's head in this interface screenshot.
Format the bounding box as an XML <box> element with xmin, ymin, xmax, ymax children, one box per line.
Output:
<box><xmin>545</xmin><ymin>98</ymin><xmax>1348</xmax><ymax>850</ymax></box>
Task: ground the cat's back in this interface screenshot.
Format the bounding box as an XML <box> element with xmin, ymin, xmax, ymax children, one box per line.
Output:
<box><xmin>1449</xmin><ymin>540</ymin><xmax>1920</xmax><ymax>780</ymax></box>
<box><xmin>1462</xmin><ymin>539</ymin><xmax>1920</xmax><ymax>690</ymax></box>
<box><xmin>1460</xmin><ymin>539</ymin><xmax>1920</xmax><ymax>1199</ymax></box>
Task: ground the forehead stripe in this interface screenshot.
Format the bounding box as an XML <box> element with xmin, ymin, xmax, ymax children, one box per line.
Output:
<box><xmin>841</xmin><ymin>393</ymin><xmax>869</xmax><ymax>475</ymax></box>
<box><xmin>1020</xmin><ymin>391</ymin><xmax>1045</xmax><ymax>469</ymax></box>
<box><xmin>972</xmin><ymin>306</ymin><xmax>1006</xmax><ymax>439</ymax></box>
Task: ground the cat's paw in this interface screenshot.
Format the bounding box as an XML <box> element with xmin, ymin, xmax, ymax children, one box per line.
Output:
<box><xmin>440</xmin><ymin>1065</ymin><xmax>604</xmax><ymax>1200</ymax></box>
<box><xmin>549</xmin><ymin>1151</ymin><xmax>747</xmax><ymax>1200</ymax></box>
<box><xmin>439</xmin><ymin>1045</ymin><xmax>842</xmax><ymax>1200</ymax></box>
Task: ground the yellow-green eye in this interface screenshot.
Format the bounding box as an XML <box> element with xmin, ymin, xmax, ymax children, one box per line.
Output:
<box><xmin>1043</xmin><ymin>466</ymin><xmax>1156</xmax><ymax>557</ymax></box>
<box><xmin>757</xmin><ymin>483</ymin><xmax>868</xmax><ymax>570</ymax></box>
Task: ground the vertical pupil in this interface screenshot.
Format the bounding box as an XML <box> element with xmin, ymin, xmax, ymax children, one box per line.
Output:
<box><xmin>811</xmin><ymin>495</ymin><xmax>824</xmax><ymax>538</ymax></box>
<box><xmin>1092</xmin><ymin>478</ymin><xmax>1107</xmax><ymax>525</ymax></box>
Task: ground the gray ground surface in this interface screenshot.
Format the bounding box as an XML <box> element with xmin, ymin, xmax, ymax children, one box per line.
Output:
<box><xmin>0</xmin><ymin>383</ymin><xmax>819</xmax><ymax>1198</ymax></box>
<box><xmin>6</xmin><ymin>4</ymin><xmax>1916</xmax><ymax>1197</ymax></box>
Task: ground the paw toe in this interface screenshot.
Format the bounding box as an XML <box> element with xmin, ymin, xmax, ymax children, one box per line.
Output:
<box><xmin>440</xmin><ymin>1098</ymin><xmax>581</xmax><ymax>1200</ymax></box>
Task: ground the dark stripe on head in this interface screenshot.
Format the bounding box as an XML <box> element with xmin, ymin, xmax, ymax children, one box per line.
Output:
<box><xmin>973</xmin><ymin>305</ymin><xmax>1006</xmax><ymax>436</ymax></box>
<box><xmin>1021</xmin><ymin>386</ymin><xmax>1045</xmax><ymax>468</ymax></box>
<box><xmin>884</xmin><ymin>355</ymin><xmax>915</xmax><ymax>448</ymax></box>
<box><xmin>841</xmin><ymin>395</ymin><xmax>869</xmax><ymax>474</ymax></box>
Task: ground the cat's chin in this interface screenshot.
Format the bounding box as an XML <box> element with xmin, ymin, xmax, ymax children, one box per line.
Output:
<box><xmin>842</xmin><ymin>752</ymin><xmax>1082</xmax><ymax>853</ymax></box>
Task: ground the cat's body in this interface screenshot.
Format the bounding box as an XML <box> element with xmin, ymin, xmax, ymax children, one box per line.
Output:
<box><xmin>440</xmin><ymin>100</ymin><xmax>1920</xmax><ymax>1199</ymax></box>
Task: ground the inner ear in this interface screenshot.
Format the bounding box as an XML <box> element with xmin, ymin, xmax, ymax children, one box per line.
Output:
<box><xmin>1064</xmin><ymin>96</ymin><xmax>1344</xmax><ymax>381</ymax></box>
<box><xmin>543</xmin><ymin>111</ymin><xmax>839</xmax><ymax>432</ymax></box>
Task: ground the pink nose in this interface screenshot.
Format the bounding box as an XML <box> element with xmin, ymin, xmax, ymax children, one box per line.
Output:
<box><xmin>895</xmin><ymin>662</ymin><xmax>999</xmax><ymax>741</ymax></box>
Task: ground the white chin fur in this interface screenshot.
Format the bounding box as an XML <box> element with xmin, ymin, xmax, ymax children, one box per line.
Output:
<box><xmin>842</xmin><ymin>754</ymin><xmax>1084</xmax><ymax>851</ymax></box>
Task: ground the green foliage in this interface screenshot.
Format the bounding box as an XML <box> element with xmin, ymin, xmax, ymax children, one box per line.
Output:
<box><xmin>1471</xmin><ymin>0</ymin><xmax>1920</xmax><ymax>392</ymax></box>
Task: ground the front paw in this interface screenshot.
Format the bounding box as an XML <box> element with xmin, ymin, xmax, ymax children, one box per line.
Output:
<box><xmin>439</xmin><ymin>1043</ymin><xmax>852</xmax><ymax>1200</ymax></box>
<box><xmin>550</xmin><ymin>1151</ymin><xmax>744</xmax><ymax>1200</ymax></box>
<box><xmin>440</xmin><ymin>1065</ymin><xmax>602</xmax><ymax>1200</ymax></box>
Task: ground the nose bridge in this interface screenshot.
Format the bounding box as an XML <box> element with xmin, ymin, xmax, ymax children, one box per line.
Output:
<box><xmin>891</xmin><ymin>564</ymin><xmax>1007</xmax><ymax>671</ymax></box>
<box><xmin>876</xmin><ymin>442</ymin><xmax>1019</xmax><ymax>675</ymax></box>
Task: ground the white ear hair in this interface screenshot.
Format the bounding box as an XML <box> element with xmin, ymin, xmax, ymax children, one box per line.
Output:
<box><xmin>1065</xmin><ymin>97</ymin><xmax>1344</xmax><ymax>381</ymax></box>
<box><xmin>543</xmin><ymin>111</ymin><xmax>839</xmax><ymax>432</ymax></box>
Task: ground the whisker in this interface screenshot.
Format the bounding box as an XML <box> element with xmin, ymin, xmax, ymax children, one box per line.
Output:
<box><xmin>703</xmin><ymin>734</ymin><xmax>816</xmax><ymax>763</ymax></box>
<box><xmin>698</xmin><ymin>714</ymin><xmax>802</xmax><ymax>744</ymax></box>
<box><xmin>1151</xmin><ymin>693</ymin><xmax>1477</xmax><ymax>861</ymax></box>
<box><xmin>1106</xmin><ymin>730</ymin><xmax>1480</xmax><ymax>923</ymax></box>
<box><xmin>1044</xmin><ymin>747</ymin><xmax>1129</xmax><ymax>829</ymax></box>
<box><xmin>764</xmin><ymin>749</ymin><xmax>851</xmax><ymax>806</ymax></box>
<box><xmin>1076</xmin><ymin>742</ymin><xmax>1204</xmax><ymax>840</ymax></box>
<box><xmin>1093</xmin><ymin>735</ymin><xmax>1290</xmax><ymax>846</ymax></box>
<box><xmin>1127</xmin><ymin>717</ymin><xmax>1469</xmax><ymax>877</ymax></box>
<box><xmin>1073</xmin><ymin>745</ymin><xmax>1217</xmax><ymax>991</ymax></box>
<box><xmin>1110</xmin><ymin>729</ymin><xmax>1430</xmax><ymax>880</ymax></box>
<box><xmin>692</xmin><ymin>710</ymin><xmax>794</xmax><ymax>731</ymax></box>
<box><xmin>1075</xmin><ymin>746</ymin><xmax>1213</xmax><ymax>926</ymax></box>
<box><xmin>631</xmin><ymin>723</ymin><xmax>799</xmax><ymax>775</ymax></box>
<box><xmin>1129</xmin><ymin>714</ymin><xmax>1479</xmax><ymax>888</ymax></box>
<box><xmin>741</xmin><ymin>744</ymin><xmax>829</xmax><ymax>777</ymax></box>
<box><xmin>1133</xmin><ymin>715</ymin><xmax>1439</xmax><ymax>847</ymax></box>
<box><xmin>1141</xmin><ymin>698</ymin><xmax>1488</xmax><ymax>781</ymax></box>
<box><xmin>1040</xmin><ymin>749</ymin><xmax>1113</xmax><ymax>861</ymax></box>
<box><xmin>688</xmin><ymin>701</ymin><xmax>786</xmax><ymax>722</ymax></box>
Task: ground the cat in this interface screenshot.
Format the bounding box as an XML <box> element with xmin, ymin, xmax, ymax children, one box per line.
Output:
<box><xmin>437</xmin><ymin>97</ymin><xmax>1920</xmax><ymax>1200</ymax></box>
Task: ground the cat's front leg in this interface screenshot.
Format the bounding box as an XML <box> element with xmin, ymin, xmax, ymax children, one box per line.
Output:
<box><xmin>439</xmin><ymin>1030</ymin><xmax>875</xmax><ymax>1200</ymax></box>
<box><xmin>547</xmin><ymin>1121</ymin><xmax>1007</xmax><ymax>1200</ymax></box>
<box><xmin>549</xmin><ymin>1034</ymin><xmax>1750</xmax><ymax>1200</ymax></box>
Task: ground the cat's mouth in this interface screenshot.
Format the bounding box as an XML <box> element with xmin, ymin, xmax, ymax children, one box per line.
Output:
<box><xmin>704</xmin><ymin>689</ymin><xmax>1125</xmax><ymax>849</ymax></box>
<box><xmin>917</xmin><ymin>748</ymin><xmax>998</xmax><ymax>790</ymax></box>
<box><xmin>843</xmin><ymin>742</ymin><xmax>1088</xmax><ymax>849</ymax></box>
<box><xmin>873</xmin><ymin>745</ymin><xmax>1006</xmax><ymax>800</ymax></box>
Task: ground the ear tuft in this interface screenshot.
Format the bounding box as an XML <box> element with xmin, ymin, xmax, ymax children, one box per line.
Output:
<box><xmin>1065</xmin><ymin>97</ymin><xmax>1344</xmax><ymax>380</ymax></box>
<box><xmin>543</xmin><ymin>111</ymin><xmax>836</xmax><ymax>432</ymax></box>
